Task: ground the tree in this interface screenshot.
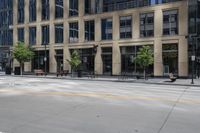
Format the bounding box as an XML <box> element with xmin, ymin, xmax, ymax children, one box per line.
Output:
<box><xmin>67</xmin><ymin>50</ymin><xmax>81</xmax><ymax>76</ymax></box>
<box><xmin>134</xmin><ymin>45</ymin><xmax>154</xmax><ymax>80</ymax></box>
<box><xmin>13</xmin><ymin>42</ymin><xmax>34</xmax><ymax>75</ymax></box>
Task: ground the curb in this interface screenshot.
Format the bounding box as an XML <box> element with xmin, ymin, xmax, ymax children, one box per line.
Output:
<box><xmin>2</xmin><ymin>75</ymin><xmax>200</xmax><ymax>87</ymax></box>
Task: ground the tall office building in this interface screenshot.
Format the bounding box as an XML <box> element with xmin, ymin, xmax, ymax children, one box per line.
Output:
<box><xmin>0</xmin><ymin>0</ymin><xmax>199</xmax><ymax>77</ymax></box>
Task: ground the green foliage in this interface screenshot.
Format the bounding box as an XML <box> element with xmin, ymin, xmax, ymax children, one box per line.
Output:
<box><xmin>13</xmin><ymin>42</ymin><xmax>35</xmax><ymax>64</ymax></box>
<box><xmin>134</xmin><ymin>45</ymin><xmax>154</xmax><ymax>68</ymax></box>
<box><xmin>67</xmin><ymin>50</ymin><xmax>81</xmax><ymax>70</ymax></box>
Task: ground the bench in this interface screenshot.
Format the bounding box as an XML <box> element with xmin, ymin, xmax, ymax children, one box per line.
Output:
<box><xmin>169</xmin><ymin>73</ymin><xmax>177</xmax><ymax>82</ymax></box>
<box><xmin>34</xmin><ymin>69</ymin><xmax>44</xmax><ymax>76</ymax></box>
<box><xmin>57</xmin><ymin>70</ymin><xmax>69</xmax><ymax>77</ymax></box>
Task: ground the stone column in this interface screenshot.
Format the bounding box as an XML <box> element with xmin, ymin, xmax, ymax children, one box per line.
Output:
<box><xmin>112</xmin><ymin>13</ymin><xmax>120</xmax><ymax>75</ymax></box>
<box><xmin>94</xmin><ymin>17</ymin><xmax>102</xmax><ymax>74</ymax></box>
<box><xmin>132</xmin><ymin>12</ymin><xmax>139</xmax><ymax>39</ymax></box>
<box><xmin>24</xmin><ymin>0</ymin><xmax>32</xmax><ymax>72</ymax></box>
<box><xmin>12</xmin><ymin>0</ymin><xmax>19</xmax><ymax>70</ymax></box>
<box><xmin>112</xmin><ymin>42</ymin><xmax>121</xmax><ymax>75</ymax></box>
<box><xmin>154</xmin><ymin>39</ymin><xmax>163</xmax><ymax>76</ymax></box>
<box><xmin>178</xmin><ymin>2</ymin><xmax>188</xmax><ymax>77</ymax></box>
<box><xmin>154</xmin><ymin>9</ymin><xmax>163</xmax><ymax>76</ymax></box>
<box><xmin>48</xmin><ymin>0</ymin><xmax>56</xmax><ymax>73</ymax></box>
<box><xmin>95</xmin><ymin>44</ymin><xmax>103</xmax><ymax>74</ymax></box>
<box><xmin>36</xmin><ymin>0</ymin><xmax>41</xmax><ymax>22</ymax></box>
<box><xmin>63</xmin><ymin>0</ymin><xmax>69</xmax><ymax>19</ymax></box>
<box><xmin>79</xmin><ymin>0</ymin><xmax>84</xmax><ymax>17</ymax></box>
<box><xmin>79</xmin><ymin>19</ymin><xmax>84</xmax><ymax>43</ymax></box>
<box><xmin>179</xmin><ymin>37</ymin><xmax>188</xmax><ymax>77</ymax></box>
<box><xmin>63</xmin><ymin>0</ymin><xmax>70</xmax><ymax>71</ymax></box>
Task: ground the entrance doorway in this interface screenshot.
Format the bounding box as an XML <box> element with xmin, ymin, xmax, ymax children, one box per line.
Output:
<box><xmin>162</xmin><ymin>44</ymin><xmax>178</xmax><ymax>76</ymax></box>
<box><xmin>102</xmin><ymin>47</ymin><xmax>112</xmax><ymax>75</ymax></box>
<box><xmin>55</xmin><ymin>50</ymin><xmax>63</xmax><ymax>72</ymax></box>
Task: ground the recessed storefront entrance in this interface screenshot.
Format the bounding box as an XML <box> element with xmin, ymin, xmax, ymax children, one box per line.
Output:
<box><xmin>162</xmin><ymin>44</ymin><xmax>178</xmax><ymax>76</ymax></box>
<box><xmin>102</xmin><ymin>47</ymin><xmax>112</xmax><ymax>75</ymax></box>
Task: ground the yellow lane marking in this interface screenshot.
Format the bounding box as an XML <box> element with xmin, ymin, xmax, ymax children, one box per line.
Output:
<box><xmin>0</xmin><ymin>89</ymin><xmax>200</xmax><ymax>104</ymax></box>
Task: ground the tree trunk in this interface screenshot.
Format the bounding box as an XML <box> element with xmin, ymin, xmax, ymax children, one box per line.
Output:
<box><xmin>143</xmin><ymin>67</ymin><xmax>146</xmax><ymax>80</ymax></box>
<box><xmin>20</xmin><ymin>62</ymin><xmax>23</xmax><ymax>76</ymax></box>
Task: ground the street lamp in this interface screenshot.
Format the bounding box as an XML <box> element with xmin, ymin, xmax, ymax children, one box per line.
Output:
<box><xmin>44</xmin><ymin>43</ymin><xmax>47</xmax><ymax>76</ymax></box>
<box><xmin>185</xmin><ymin>34</ymin><xmax>198</xmax><ymax>84</ymax></box>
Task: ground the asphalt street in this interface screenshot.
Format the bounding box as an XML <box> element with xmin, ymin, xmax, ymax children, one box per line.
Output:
<box><xmin>0</xmin><ymin>76</ymin><xmax>199</xmax><ymax>133</ymax></box>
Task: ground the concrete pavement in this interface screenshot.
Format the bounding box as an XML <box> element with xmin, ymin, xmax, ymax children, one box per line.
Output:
<box><xmin>0</xmin><ymin>76</ymin><xmax>200</xmax><ymax>133</ymax></box>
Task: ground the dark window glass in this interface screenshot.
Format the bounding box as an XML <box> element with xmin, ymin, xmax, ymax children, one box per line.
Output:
<box><xmin>29</xmin><ymin>27</ymin><xmax>36</xmax><ymax>45</ymax></box>
<box><xmin>55</xmin><ymin>0</ymin><xmax>63</xmax><ymax>18</ymax></box>
<box><xmin>85</xmin><ymin>0</ymin><xmax>94</xmax><ymax>14</ymax></box>
<box><xmin>69</xmin><ymin>22</ymin><xmax>79</xmax><ymax>43</ymax></box>
<box><xmin>0</xmin><ymin>0</ymin><xmax>13</xmax><ymax>46</ymax></box>
<box><xmin>69</xmin><ymin>0</ymin><xmax>78</xmax><ymax>16</ymax></box>
<box><xmin>18</xmin><ymin>28</ymin><xmax>24</xmax><ymax>42</ymax></box>
<box><xmin>140</xmin><ymin>12</ymin><xmax>154</xmax><ymax>37</ymax></box>
<box><xmin>120</xmin><ymin>16</ymin><xmax>132</xmax><ymax>39</ymax></box>
<box><xmin>120</xmin><ymin>45</ymin><xmax>154</xmax><ymax>74</ymax></box>
<box><xmin>85</xmin><ymin>20</ymin><xmax>95</xmax><ymax>41</ymax></box>
<box><xmin>18</xmin><ymin>0</ymin><xmax>24</xmax><ymax>23</ymax></box>
<box><xmin>163</xmin><ymin>10</ymin><xmax>178</xmax><ymax>35</ymax></box>
<box><xmin>70</xmin><ymin>48</ymin><xmax>95</xmax><ymax>72</ymax></box>
<box><xmin>32</xmin><ymin>50</ymin><xmax>49</xmax><ymax>72</ymax></box>
<box><xmin>29</xmin><ymin>0</ymin><xmax>37</xmax><ymax>22</ymax></box>
<box><xmin>42</xmin><ymin>25</ymin><xmax>49</xmax><ymax>44</ymax></box>
<box><xmin>42</xmin><ymin>0</ymin><xmax>49</xmax><ymax>20</ymax></box>
<box><xmin>101</xmin><ymin>18</ymin><xmax>112</xmax><ymax>40</ymax></box>
<box><xmin>100</xmin><ymin>0</ymin><xmax>182</xmax><ymax>13</ymax></box>
<box><xmin>55</xmin><ymin>24</ymin><xmax>63</xmax><ymax>43</ymax></box>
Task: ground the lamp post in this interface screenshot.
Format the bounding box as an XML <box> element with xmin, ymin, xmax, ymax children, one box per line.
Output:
<box><xmin>44</xmin><ymin>43</ymin><xmax>47</xmax><ymax>76</ymax></box>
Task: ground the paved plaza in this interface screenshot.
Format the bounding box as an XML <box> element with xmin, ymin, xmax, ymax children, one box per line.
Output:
<box><xmin>0</xmin><ymin>76</ymin><xmax>200</xmax><ymax>133</ymax></box>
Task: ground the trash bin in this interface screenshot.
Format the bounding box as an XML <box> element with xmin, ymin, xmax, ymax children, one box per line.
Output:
<box><xmin>5</xmin><ymin>67</ymin><xmax>11</xmax><ymax>75</ymax></box>
<box><xmin>14</xmin><ymin>67</ymin><xmax>20</xmax><ymax>75</ymax></box>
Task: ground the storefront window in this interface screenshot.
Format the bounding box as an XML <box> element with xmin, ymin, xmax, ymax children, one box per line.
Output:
<box><xmin>70</xmin><ymin>48</ymin><xmax>95</xmax><ymax>72</ymax></box>
<box><xmin>120</xmin><ymin>45</ymin><xmax>153</xmax><ymax>75</ymax></box>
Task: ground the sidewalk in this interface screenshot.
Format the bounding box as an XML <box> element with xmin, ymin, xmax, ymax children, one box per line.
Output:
<box><xmin>4</xmin><ymin>74</ymin><xmax>200</xmax><ymax>87</ymax></box>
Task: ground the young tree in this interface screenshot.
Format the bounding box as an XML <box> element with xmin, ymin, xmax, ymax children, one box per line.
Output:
<box><xmin>67</xmin><ymin>50</ymin><xmax>81</xmax><ymax>76</ymax></box>
<box><xmin>134</xmin><ymin>45</ymin><xmax>154</xmax><ymax>80</ymax></box>
<box><xmin>13</xmin><ymin>42</ymin><xmax>34</xmax><ymax>75</ymax></box>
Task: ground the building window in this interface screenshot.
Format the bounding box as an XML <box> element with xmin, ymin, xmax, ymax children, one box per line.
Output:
<box><xmin>55</xmin><ymin>24</ymin><xmax>63</xmax><ymax>43</ymax></box>
<box><xmin>42</xmin><ymin>25</ymin><xmax>49</xmax><ymax>44</ymax></box>
<box><xmin>70</xmin><ymin>48</ymin><xmax>95</xmax><ymax>72</ymax></box>
<box><xmin>120</xmin><ymin>16</ymin><xmax>132</xmax><ymax>39</ymax></box>
<box><xmin>29</xmin><ymin>27</ymin><xmax>36</xmax><ymax>45</ymax></box>
<box><xmin>140</xmin><ymin>12</ymin><xmax>154</xmax><ymax>37</ymax></box>
<box><xmin>55</xmin><ymin>0</ymin><xmax>63</xmax><ymax>19</ymax></box>
<box><xmin>69</xmin><ymin>22</ymin><xmax>79</xmax><ymax>43</ymax></box>
<box><xmin>85</xmin><ymin>20</ymin><xmax>95</xmax><ymax>41</ymax></box>
<box><xmin>163</xmin><ymin>10</ymin><xmax>178</xmax><ymax>35</ymax></box>
<box><xmin>29</xmin><ymin>0</ymin><xmax>36</xmax><ymax>22</ymax></box>
<box><xmin>85</xmin><ymin>0</ymin><xmax>93</xmax><ymax>14</ymax></box>
<box><xmin>18</xmin><ymin>0</ymin><xmax>24</xmax><ymax>23</ymax></box>
<box><xmin>42</xmin><ymin>0</ymin><xmax>49</xmax><ymax>20</ymax></box>
<box><xmin>101</xmin><ymin>18</ymin><xmax>112</xmax><ymax>40</ymax></box>
<box><xmin>0</xmin><ymin>0</ymin><xmax>13</xmax><ymax>46</ymax></box>
<box><xmin>69</xmin><ymin>0</ymin><xmax>78</xmax><ymax>17</ymax></box>
<box><xmin>18</xmin><ymin>28</ymin><xmax>24</xmax><ymax>42</ymax></box>
<box><xmin>120</xmin><ymin>45</ymin><xmax>154</xmax><ymax>74</ymax></box>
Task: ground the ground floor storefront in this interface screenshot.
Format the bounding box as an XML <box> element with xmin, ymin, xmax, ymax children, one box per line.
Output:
<box><xmin>16</xmin><ymin>41</ymin><xmax>189</xmax><ymax>77</ymax></box>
